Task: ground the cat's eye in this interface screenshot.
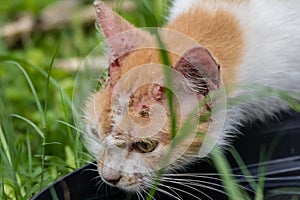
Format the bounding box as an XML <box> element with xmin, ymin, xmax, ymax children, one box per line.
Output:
<box><xmin>133</xmin><ymin>140</ymin><xmax>158</xmax><ymax>153</ymax></box>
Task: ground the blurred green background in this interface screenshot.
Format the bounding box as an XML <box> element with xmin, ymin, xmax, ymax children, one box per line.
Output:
<box><xmin>0</xmin><ymin>0</ymin><xmax>169</xmax><ymax>199</ymax></box>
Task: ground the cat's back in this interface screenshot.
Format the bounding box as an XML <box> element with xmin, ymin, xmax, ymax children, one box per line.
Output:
<box><xmin>169</xmin><ymin>0</ymin><xmax>300</xmax><ymax>91</ymax></box>
<box><xmin>169</xmin><ymin>0</ymin><xmax>246</xmax><ymax>20</ymax></box>
<box><xmin>170</xmin><ymin>0</ymin><xmax>300</xmax><ymax>20</ymax></box>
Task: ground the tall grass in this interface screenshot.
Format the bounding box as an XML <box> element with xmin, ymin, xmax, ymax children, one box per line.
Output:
<box><xmin>1</xmin><ymin>0</ymin><xmax>97</xmax><ymax>198</ymax></box>
<box><xmin>0</xmin><ymin>56</ymin><xmax>89</xmax><ymax>199</ymax></box>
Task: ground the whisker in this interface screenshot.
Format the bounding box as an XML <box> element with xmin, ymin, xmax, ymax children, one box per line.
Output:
<box><xmin>79</xmin><ymin>158</ymin><xmax>95</xmax><ymax>165</ymax></box>
<box><xmin>90</xmin><ymin>175</ymin><xmax>102</xmax><ymax>182</ymax></box>
<box><xmin>103</xmin><ymin>181</ymin><xmax>109</xmax><ymax>198</ymax></box>
<box><xmin>135</xmin><ymin>189</ymin><xmax>141</xmax><ymax>200</ymax></box>
<box><xmin>159</xmin><ymin>179</ymin><xmax>213</xmax><ymax>200</ymax></box>
<box><xmin>81</xmin><ymin>164</ymin><xmax>99</xmax><ymax>174</ymax></box>
<box><xmin>164</xmin><ymin>173</ymin><xmax>258</xmax><ymax>179</ymax></box>
<box><xmin>164</xmin><ymin>173</ymin><xmax>259</xmax><ymax>184</ymax></box>
<box><xmin>79</xmin><ymin>159</ymin><xmax>98</xmax><ymax>167</ymax></box>
<box><xmin>96</xmin><ymin>178</ymin><xmax>106</xmax><ymax>195</ymax></box>
<box><xmin>144</xmin><ymin>182</ymin><xmax>183</xmax><ymax>200</ymax></box>
<box><xmin>85</xmin><ymin>170</ymin><xmax>98</xmax><ymax>177</ymax></box>
<box><xmin>161</xmin><ymin>177</ymin><xmax>226</xmax><ymax>197</ymax></box>
<box><xmin>142</xmin><ymin>187</ymin><xmax>157</xmax><ymax>200</ymax></box>
<box><xmin>136</xmin><ymin>185</ymin><xmax>146</xmax><ymax>200</ymax></box>
<box><xmin>162</xmin><ymin>174</ymin><xmax>255</xmax><ymax>194</ymax></box>
<box><xmin>154</xmin><ymin>182</ymin><xmax>184</xmax><ymax>200</ymax></box>
<box><xmin>95</xmin><ymin>176</ymin><xmax>103</xmax><ymax>187</ymax></box>
<box><xmin>139</xmin><ymin>189</ymin><xmax>146</xmax><ymax>200</ymax></box>
<box><xmin>164</xmin><ymin>172</ymin><xmax>284</xmax><ymax>183</ymax></box>
<box><xmin>82</xmin><ymin>168</ymin><xmax>99</xmax><ymax>175</ymax></box>
<box><xmin>157</xmin><ymin>182</ymin><xmax>204</xmax><ymax>200</ymax></box>
<box><xmin>141</xmin><ymin>188</ymin><xmax>150</xmax><ymax>200</ymax></box>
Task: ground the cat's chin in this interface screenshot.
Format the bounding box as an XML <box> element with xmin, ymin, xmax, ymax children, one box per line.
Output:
<box><xmin>117</xmin><ymin>184</ymin><xmax>143</xmax><ymax>192</ymax></box>
<box><xmin>101</xmin><ymin>173</ymin><xmax>149</xmax><ymax>192</ymax></box>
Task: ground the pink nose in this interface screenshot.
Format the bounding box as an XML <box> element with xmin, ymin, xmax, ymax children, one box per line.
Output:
<box><xmin>101</xmin><ymin>166</ymin><xmax>122</xmax><ymax>185</ymax></box>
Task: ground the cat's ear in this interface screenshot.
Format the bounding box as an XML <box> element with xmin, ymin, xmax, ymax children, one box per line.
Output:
<box><xmin>94</xmin><ymin>1</ymin><xmax>133</xmax><ymax>42</ymax></box>
<box><xmin>94</xmin><ymin>1</ymin><xmax>148</xmax><ymax>85</ymax></box>
<box><xmin>174</xmin><ymin>46</ymin><xmax>221</xmax><ymax>97</ymax></box>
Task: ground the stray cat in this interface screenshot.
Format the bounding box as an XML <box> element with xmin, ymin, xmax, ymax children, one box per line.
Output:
<box><xmin>83</xmin><ymin>0</ymin><xmax>300</xmax><ymax>194</ymax></box>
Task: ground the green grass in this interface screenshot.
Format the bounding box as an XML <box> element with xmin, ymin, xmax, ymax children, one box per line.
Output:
<box><xmin>0</xmin><ymin>1</ymin><xmax>96</xmax><ymax>198</ymax></box>
<box><xmin>0</xmin><ymin>57</ymin><xmax>89</xmax><ymax>199</ymax></box>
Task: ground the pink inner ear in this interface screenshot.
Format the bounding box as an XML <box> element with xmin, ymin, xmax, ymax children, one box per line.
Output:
<box><xmin>94</xmin><ymin>1</ymin><xmax>150</xmax><ymax>87</ymax></box>
<box><xmin>94</xmin><ymin>0</ymin><xmax>135</xmax><ymax>63</ymax></box>
<box><xmin>94</xmin><ymin>0</ymin><xmax>134</xmax><ymax>41</ymax></box>
<box><xmin>174</xmin><ymin>46</ymin><xmax>221</xmax><ymax>96</ymax></box>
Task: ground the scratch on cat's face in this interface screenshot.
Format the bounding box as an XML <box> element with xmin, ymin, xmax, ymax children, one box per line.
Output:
<box><xmin>84</xmin><ymin>82</ymin><xmax>177</xmax><ymax>190</ymax></box>
<box><xmin>83</xmin><ymin>46</ymin><xmax>216</xmax><ymax>190</ymax></box>
<box><xmin>85</xmin><ymin>1</ymin><xmax>222</xmax><ymax>190</ymax></box>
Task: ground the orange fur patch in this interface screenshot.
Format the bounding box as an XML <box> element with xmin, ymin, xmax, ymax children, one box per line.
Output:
<box><xmin>86</xmin><ymin>88</ymin><xmax>112</xmax><ymax>135</ymax></box>
<box><xmin>117</xmin><ymin>7</ymin><xmax>244</xmax><ymax>86</ymax></box>
<box><xmin>88</xmin><ymin>4</ymin><xmax>244</xmax><ymax>145</ymax></box>
<box><xmin>167</xmin><ymin>7</ymin><xmax>244</xmax><ymax>86</ymax></box>
<box><xmin>109</xmin><ymin>6</ymin><xmax>244</xmax><ymax>140</ymax></box>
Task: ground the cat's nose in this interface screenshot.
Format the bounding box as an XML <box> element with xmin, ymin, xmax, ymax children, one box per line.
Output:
<box><xmin>103</xmin><ymin>176</ymin><xmax>122</xmax><ymax>185</ymax></box>
<box><xmin>101</xmin><ymin>166</ymin><xmax>122</xmax><ymax>185</ymax></box>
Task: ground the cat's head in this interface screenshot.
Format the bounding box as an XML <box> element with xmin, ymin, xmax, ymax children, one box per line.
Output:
<box><xmin>83</xmin><ymin>1</ymin><xmax>221</xmax><ymax>191</ymax></box>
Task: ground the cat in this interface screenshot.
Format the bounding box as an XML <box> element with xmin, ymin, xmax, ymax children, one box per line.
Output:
<box><xmin>83</xmin><ymin>0</ymin><xmax>300</xmax><ymax>196</ymax></box>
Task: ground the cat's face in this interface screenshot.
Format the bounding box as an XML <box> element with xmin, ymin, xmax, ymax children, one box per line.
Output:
<box><xmin>84</xmin><ymin>52</ymin><xmax>202</xmax><ymax>191</ymax></box>
<box><xmin>83</xmin><ymin>1</ymin><xmax>221</xmax><ymax>191</ymax></box>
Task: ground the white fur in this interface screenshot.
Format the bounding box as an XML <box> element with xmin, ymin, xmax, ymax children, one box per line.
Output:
<box><xmin>170</xmin><ymin>0</ymin><xmax>300</xmax><ymax>146</ymax></box>
<box><xmin>170</xmin><ymin>0</ymin><xmax>300</xmax><ymax>92</ymax></box>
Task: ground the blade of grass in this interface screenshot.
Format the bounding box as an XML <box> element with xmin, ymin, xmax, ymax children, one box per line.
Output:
<box><xmin>0</xmin><ymin>124</ymin><xmax>25</xmax><ymax>198</ymax></box>
<box><xmin>65</xmin><ymin>146</ymin><xmax>76</xmax><ymax>170</ymax></box>
<box><xmin>10</xmin><ymin>114</ymin><xmax>44</xmax><ymax>138</ymax></box>
<box><xmin>49</xmin><ymin>186</ymin><xmax>59</xmax><ymax>200</ymax></box>
<box><xmin>26</xmin><ymin>133</ymin><xmax>33</xmax><ymax>184</ymax></box>
<box><xmin>267</xmin><ymin>187</ymin><xmax>300</xmax><ymax>197</ymax></box>
<box><xmin>0</xmin><ymin>56</ymin><xmax>73</xmax><ymax>113</ymax></box>
<box><xmin>44</xmin><ymin>32</ymin><xmax>64</xmax><ymax>119</ymax></box>
<box><xmin>146</xmin><ymin>104</ymin><xmax>201</xmax><ymax>200</ymax></box>
<box><xmin>255</xmin><ymin>133</ymin><xmax>284</xmax><ymax>200</ymax></box>
<box><xmin>254</xmin><ymin>147</ymin><xmax>267</xmax><ymax>200</ymax></box>
<box><xmin>59</xmin><ymin>87</ymin><xmax>83</xmax><ymax>168</ymax></box>
<box><xmin>153</xmin><ymin>30</ymin><xmax>176</xmax><ymax>139</ymax></box>
<box><xmin>230</xmin><ymin>148</ymin><xmax>258</xmax><ymax>191</ymax></box>
<box><xmin>56</xmin><ymin>120</ymin><xmax>86</xmax><ymax>135</ymax></box>
<box><xmin>0</xmin><ymin>124</ymin><xmax>12</xmax><ymax>167</ymax></box>
<box><xmin>0</xmin><ymin>179</ymin><xmax>3</xmax><ymax>200</ymax></box>
<box><xmin>4</xmin><ymin>61</ymin><xmax>46</xmax><ymax>127</ymax></box>
<box><xmin>39</xmin><ymin>32</ymin><xmax>63</xmax><ymax>191</ymax></box>
<box><xmin>2</xmin><ymin>61</ymin><xmax>47</xmax><ymax>191</ymax></box>
<box><xmin>212</xmin><ymin>148</ymin><xmax>246</xmax><ymax>200</ymax></box>
<box><xmin>146</xmin><ymin>30</ymin><xmax>175</xmax><ymax>200</ymax></box>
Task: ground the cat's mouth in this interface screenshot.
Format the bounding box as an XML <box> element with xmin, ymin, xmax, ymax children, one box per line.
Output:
<box><xmin>117</xmin><ymin>179</ymin><xmax>145</xmax><ymax>192</ymax></box>
<box><xmin>100</xmin><ymin>171</ymin><xmax>150</xmax><ymax>191</ymax></box>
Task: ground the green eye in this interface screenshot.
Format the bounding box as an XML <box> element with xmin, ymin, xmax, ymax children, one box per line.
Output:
<box><xmin>133</xmin><ymin>141</ymin><xmax>158</xmax><ymax>153</ymax></box>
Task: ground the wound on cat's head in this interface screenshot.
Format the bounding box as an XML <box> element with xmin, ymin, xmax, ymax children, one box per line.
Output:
<box><xmin>84</xmin><ymin>0</ymin><xmax>221</xmax><ymax>191</ymax></box>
